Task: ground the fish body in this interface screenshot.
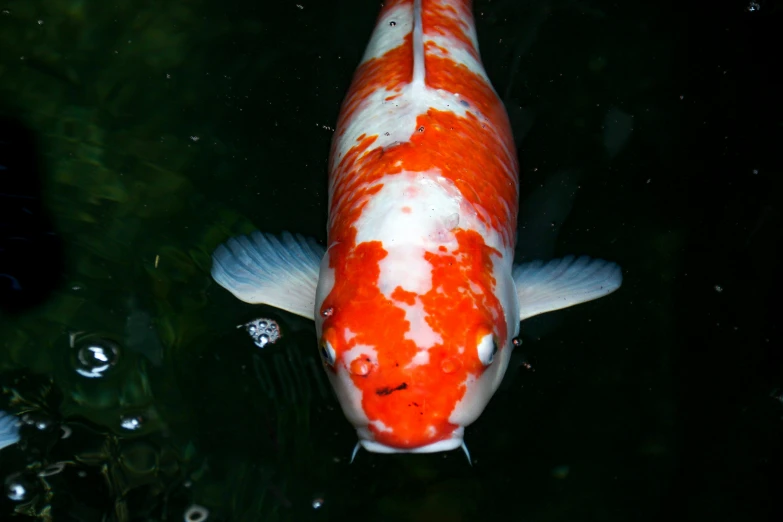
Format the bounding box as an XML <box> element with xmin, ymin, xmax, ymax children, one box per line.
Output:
<box><xmin>212</xmin><ymin>0</ymin><xmax>622</xmax><ymax>456</ymax></box>
<box><xmin>319</xmin><ymin>0</ymin><xmax>518</xmax><ymax>453</ymax></box>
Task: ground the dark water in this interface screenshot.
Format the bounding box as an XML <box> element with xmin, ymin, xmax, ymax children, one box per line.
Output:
<box><xmin>0</xmin><ymin>0</ymin><xmax>780</xmax><ymax>520</ymax></box>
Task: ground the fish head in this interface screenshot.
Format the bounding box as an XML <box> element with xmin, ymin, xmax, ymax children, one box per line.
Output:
<box><xmin>314</xmin><ymin>230</ymin><xmax>519</xmax><ymax>454</ymax></box>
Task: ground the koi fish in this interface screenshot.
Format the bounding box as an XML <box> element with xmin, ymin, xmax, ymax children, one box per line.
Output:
<box><xmin>211</xmin><ymin>0</ymin><xmax>621</xmax><ymax>458</ymax></box>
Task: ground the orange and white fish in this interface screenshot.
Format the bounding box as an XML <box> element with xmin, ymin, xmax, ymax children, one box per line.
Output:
<box><xmin>211</xmin><ymin>0</ymin><xmax>621</xmax><ymax>459</ymax></box>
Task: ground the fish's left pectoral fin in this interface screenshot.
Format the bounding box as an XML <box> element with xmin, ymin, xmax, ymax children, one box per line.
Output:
<box><xmin>211</xmin><ymin>231</ymin><xmax>325</xmax><ymax>321</ymax></box>
<box><xmin>512</xmin><ymin>256</ymin><xmax>622</xmax><ymax>321</ymax></box>
<box><xmin>0</xmin><ymin>410</ymin><xmax>21</xmax><ymax>451</ymax></box>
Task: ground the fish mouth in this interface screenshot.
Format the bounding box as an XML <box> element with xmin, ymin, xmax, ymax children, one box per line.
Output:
<box><xmin>356</xmin><ymin>426</ymin><xmax>465</xmax><ymax>454</ymax></box>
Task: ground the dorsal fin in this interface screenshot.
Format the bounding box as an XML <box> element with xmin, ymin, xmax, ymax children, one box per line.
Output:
<box><xmin>412</xmin><ymin>0</ymin><xmax>425</xmax><ymax>89</ymax></box>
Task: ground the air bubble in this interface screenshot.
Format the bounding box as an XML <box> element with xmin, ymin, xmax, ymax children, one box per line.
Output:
<box><xmin>184</xmin><ymin>504</ymin><xmax>209</xmax><ymax>522</ymax></box>
<box><xmin>389</xmin><ymin>21</ymin><xmax>396</xmax><ymax>26</ymax></box>
<box><xmin>241</xmin><ymin>318</ymin><xmax>281</xmax><ymax>348</ymax></box>
<box><xmin>321</xmin><ymin>307</ymin><xmax>334</xmax><ymax>317</ymax></box>
<box><xmin>512</xmin><ymin>336</ymin><xmax>522</xmax><ymax>347</ymax></box>
<box><xmin>5</xmin><ymin>472</ymin><xmax>37</xmax><ymax>502</ymax></box>
<box><xmin>120</xmin><ymin>414</ymin><xmax>144</xmax><ymax>431</ymax></box>
<box><xmin>312</xmin><ymin>496</ymin><xmax>324</xmax><ymax>509</ymax></box>
<box><xmin>6</xmin><ymin>482</ymin><xmax>26</xmax><ymax>501</ymax></box>
<box><xmin>120</xmin><ymin>442</ymin><xmax>158</xmax><ymax>474</ymax></box>
<box><xmin>72</xmin><ymin>337</ymin><xmax>120</xmax><ymax>378</ymax></box>
<box><xmin>21</xmin><ymin>413</ymin><xmax>53</xmax><ymax>431</ymax></box>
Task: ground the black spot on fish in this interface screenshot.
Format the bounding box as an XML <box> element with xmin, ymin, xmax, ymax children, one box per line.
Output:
<box><xmin>376</xmin><ymin>382</ymin><xmax>407</xmax><ymax>396</ymax></box>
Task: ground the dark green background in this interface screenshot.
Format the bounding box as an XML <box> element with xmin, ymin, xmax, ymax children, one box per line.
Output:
<box><xmin>1</xmin><ymin>0</ymin><xmax>780</xmax><ymax>520</ymax></box>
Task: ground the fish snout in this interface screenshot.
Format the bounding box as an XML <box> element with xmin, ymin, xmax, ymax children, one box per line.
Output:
<box><xmin>355</xmin><ymin>425</ymin><xmax>465</xmax><ymax>454</ymax></box>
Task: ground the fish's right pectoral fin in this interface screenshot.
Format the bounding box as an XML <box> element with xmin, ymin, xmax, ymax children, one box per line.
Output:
<box><xmin>512</xmin><ymin>256</ymin><xmax>622</xmax><ymax>322</ymax></box>
<box><xmin>211</xmin><ymin>231</ymin><xmax>325</xmax><ymax>321</ymax></box>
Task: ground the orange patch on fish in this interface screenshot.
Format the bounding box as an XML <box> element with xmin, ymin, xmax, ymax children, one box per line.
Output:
<box><xmin>334</xmin><ymin>34</ymin><xmax>414</xmax><ymax>135</ymax></box>
<box><xmin>321</xmin><ymin>228</ymin><xmax>505</xmax><ymax>449</ymax></box>
<box><xmin>422</xmin><ymin>0</ymin><xmax>479</xmax><ymax>61</ymax></box>
<box><xmin>331</xmin><ymin>107</ymin><xmax>517</xmax><ymax>247</ymax></box>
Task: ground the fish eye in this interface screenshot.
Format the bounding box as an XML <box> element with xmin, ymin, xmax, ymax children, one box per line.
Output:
<box><xmin>320</xmin><ymin>340</ymin><xmax>336</xmax><ymax>366</ymax></box>
<box><xmin>477</xmin><ymin>333</ymin><xmax>498</xmax><ymax>366</ymax></box>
